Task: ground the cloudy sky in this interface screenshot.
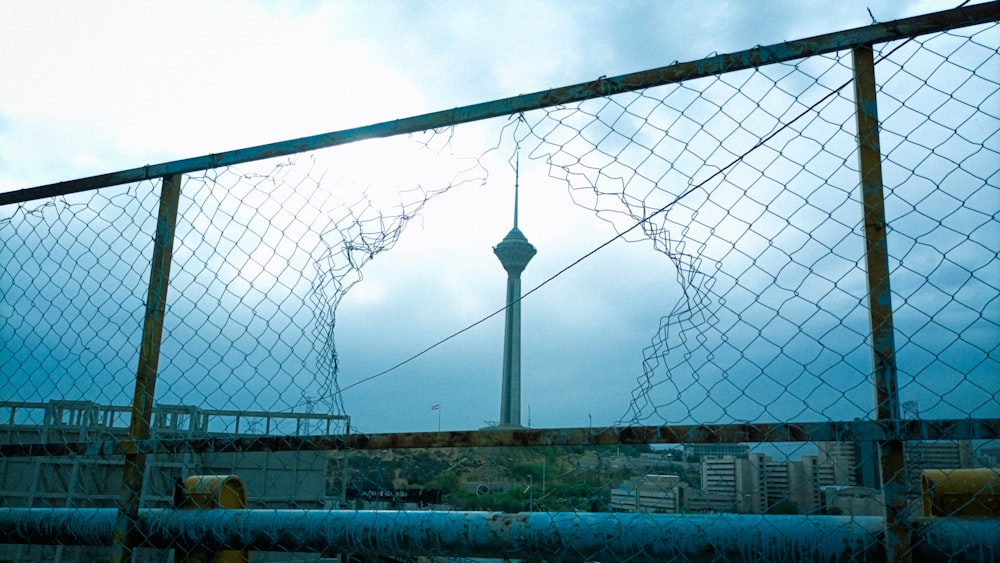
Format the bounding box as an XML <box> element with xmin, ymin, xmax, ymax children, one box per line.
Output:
<box><xmin>2</xmin><ymin>1</ymin><xmax>995</xmax><ymax>435</ymax></box>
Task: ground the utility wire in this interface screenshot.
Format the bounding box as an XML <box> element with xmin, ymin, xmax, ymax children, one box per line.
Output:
<box><xmin>341</xmin><ymin>40</ymin><xmax>911</xmax><ymax>394</ymax></box>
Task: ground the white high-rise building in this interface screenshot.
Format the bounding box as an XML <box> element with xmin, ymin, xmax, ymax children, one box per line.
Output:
<box><xmin>698</xmin><ymin>452</ymin><xmax>838</xmax><ymax>514</ymax></box>
<box><xmin>701</xmin><ymin>454</ymin><xmax>758</xmax><ymax>513</ymax></box>
<box><xmin>818</xmin><ymin>441</ymin><xmax>860</xmax><ymax>486</ymax></box>
<box><xmin>610</xmin><ymin>474</ymin><xmax>687</xmax><ymax>513</ymax></box>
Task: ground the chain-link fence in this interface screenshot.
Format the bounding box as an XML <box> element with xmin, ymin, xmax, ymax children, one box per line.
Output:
<box><xmin>2</xmin><ymin>4</ymin><xmax>998</xmax><ymax>562</ymax></box>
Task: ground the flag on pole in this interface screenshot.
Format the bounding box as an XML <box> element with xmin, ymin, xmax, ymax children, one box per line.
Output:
<box><xmin>431</xmin><ymin>404</ymin><xmax>441</xmax><ymax>411</ymax></box>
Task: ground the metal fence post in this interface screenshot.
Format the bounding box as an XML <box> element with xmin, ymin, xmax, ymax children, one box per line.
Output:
<box><xmin>852</xmin><ymin>45</ymin><xmax>910</xmax><ymax>562</ymax></box>
<box><xmin>111</xmin><ymin>174</ymin><xmax>182</xmax><ymax>563</ymax></box>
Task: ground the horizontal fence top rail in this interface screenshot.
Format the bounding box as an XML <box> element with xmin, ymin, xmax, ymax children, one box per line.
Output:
<box><xmin>0</xmin><ymin>1</ymin><xmax>997</xmax><ymax>207</ymax></box>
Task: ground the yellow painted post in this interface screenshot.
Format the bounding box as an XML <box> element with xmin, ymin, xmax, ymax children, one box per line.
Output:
<box><xmin>111</xmin><ymin>174</ymin><xmax>182</xmax><ymax>563</ymax></box>
<box><xmin>174</xmin><ymin>475</ymin><xmax>250</xmax><ymax>563</ymax></box>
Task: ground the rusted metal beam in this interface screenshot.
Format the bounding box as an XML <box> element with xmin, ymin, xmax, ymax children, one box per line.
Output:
<box><xmin>3</xmin><ymin>418</ymin><xmax>997</xmax><ymax>458</ymax></box>
<box><xmin>111</xmin><ymin>174</ymin><xmax>182</xmax><ymax>563</ymax></box>
<box><xmin>853</xmin><ymin>45</ymin><xmax>910</xmax><ymax>563</ymax></box>
<box><xmin>2</xmin><ymin>2</ymin><xmax>997</xmax><ymax>206</ymax></box>
<box><xmin>2</xmin><ymin>508</ymin><xmax>997</xmax><ymax>563</ymax></box>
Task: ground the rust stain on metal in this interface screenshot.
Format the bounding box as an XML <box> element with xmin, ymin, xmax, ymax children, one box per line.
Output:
<box><xmin>853</xmin><ymin>44</ymin><xmax>911</xmax><ymax>563</ymax></box>
<box><xmin>3</xmin><ymin>419</ymin><xmax>998</xmax><ymax>458</ymax></box>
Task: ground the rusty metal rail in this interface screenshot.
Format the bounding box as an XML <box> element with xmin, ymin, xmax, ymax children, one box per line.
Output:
<box><xmin>1</xmin><ymin>2</ymin><xmax>997</xmax><ymax>207</ymax></box>
<box><xmin>2</xmin><ymin>508</ymin><xmax>996</xmax><ymax>562</ymax></box>
<box><xmin>3</xmin><ymin>418</ymin><xmax>997</xmax><ymax>458</ymax></box>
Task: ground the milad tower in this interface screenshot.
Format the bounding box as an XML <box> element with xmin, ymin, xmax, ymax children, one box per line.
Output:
<box><xmin>492</xmin><ymin>161</ymin><xmax>536</xmax><ymax>428</ymax></box>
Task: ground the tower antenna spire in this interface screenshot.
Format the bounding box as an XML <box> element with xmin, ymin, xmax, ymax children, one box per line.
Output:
<box><xmin>513</xmin><ymin>151</ymin><xmax>520</xmax><ymax>230</ymax></box>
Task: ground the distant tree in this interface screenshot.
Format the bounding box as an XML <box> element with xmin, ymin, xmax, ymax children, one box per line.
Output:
<box><xmin>427</xmin><ymin>470</ymin><xmax>458</xmax><ymax>492</ymax></box>
<box><xmin>510</xmin><ymin>462</ymin><xmax>544</xmax><ymax>481</ymax></box>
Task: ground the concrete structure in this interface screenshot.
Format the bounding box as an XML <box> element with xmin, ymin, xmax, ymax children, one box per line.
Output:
<box><xmin>817</xmin><ymin>440</ymin><xmax>884</xmax><ymax>488</ymax></box>
<box><xmin>698</xmin><ymin>452</ymin><xmax>838</xmax><ymax>514</ymax></box>
<box><xmin>819</xmin><ymin>439</ymin><xmax>975</xmax><ymax>492</ymax></box>
<box><xmin>905</xmin><ymin>440</ymin><xmax>974</xmax><ymax>470</ymax></box>
<box><xmin>492</xmin><ymin>162</ymin><xmax>536</xmax><ymax>428</ymax></box>
<box><xmin>801</xmin><ymin>454</ymin><xmax>837</xmax><ymax>512</ymax></box>
<box><xmin>755</xmin><ymin>454</ymin><xmax>837</xmax><ymax>514</ymax></box>
<box><xmin>823</xmin><ymin>485</ymin><xmax>885</xmax><ymax>516</ymax></box>
<box><xmin>0</xmin><ymin>400</ymin><xmax>344</xmax><ymax>562</ymax></box>
<box><xmin>817</xmin><ymin>441</ymin><xmax>861</xmax><ymax>486</ymax></box>
<box><xmin>610</xmin><ymin>474</ymin><xmax>687</xmax><ymax>513</ymax></box>
<box><xmin>685</xmin><ymin>442</ymin><xmax>750</xmax><ymax>460</ymax></box>
<box><xmin>701</xmin><ymin>455</ymin><xmax>758</xmax><ymax>513</ymax></box>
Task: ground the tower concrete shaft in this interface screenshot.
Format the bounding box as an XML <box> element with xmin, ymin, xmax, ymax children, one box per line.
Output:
<box><xmin>494</xmin><ymin>227</ymin><xmax>535</xmax><ymax>427</ymax></box>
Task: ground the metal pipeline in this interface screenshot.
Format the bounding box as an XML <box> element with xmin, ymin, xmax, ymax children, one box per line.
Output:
<box><xmin>2</xmin><ymin>509</ymin><xmax>996</xmax><ymax>562</ymax></box>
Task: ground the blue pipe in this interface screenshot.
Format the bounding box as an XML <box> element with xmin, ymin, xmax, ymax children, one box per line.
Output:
<box><xmin>1</xmin><ymin>509</ymin><xmax>995</xmax><ymax>562</ymax></box>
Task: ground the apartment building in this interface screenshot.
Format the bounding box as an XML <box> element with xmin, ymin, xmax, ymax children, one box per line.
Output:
<box><xmin>696</xmin><ymin>451</ymin><xmax>838</xmax><ymax>514</ymax></box>
<box><xmin>610</xmin><ymin>474</ymin><xmax>687</xmax><ymax>513</ymax></box>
